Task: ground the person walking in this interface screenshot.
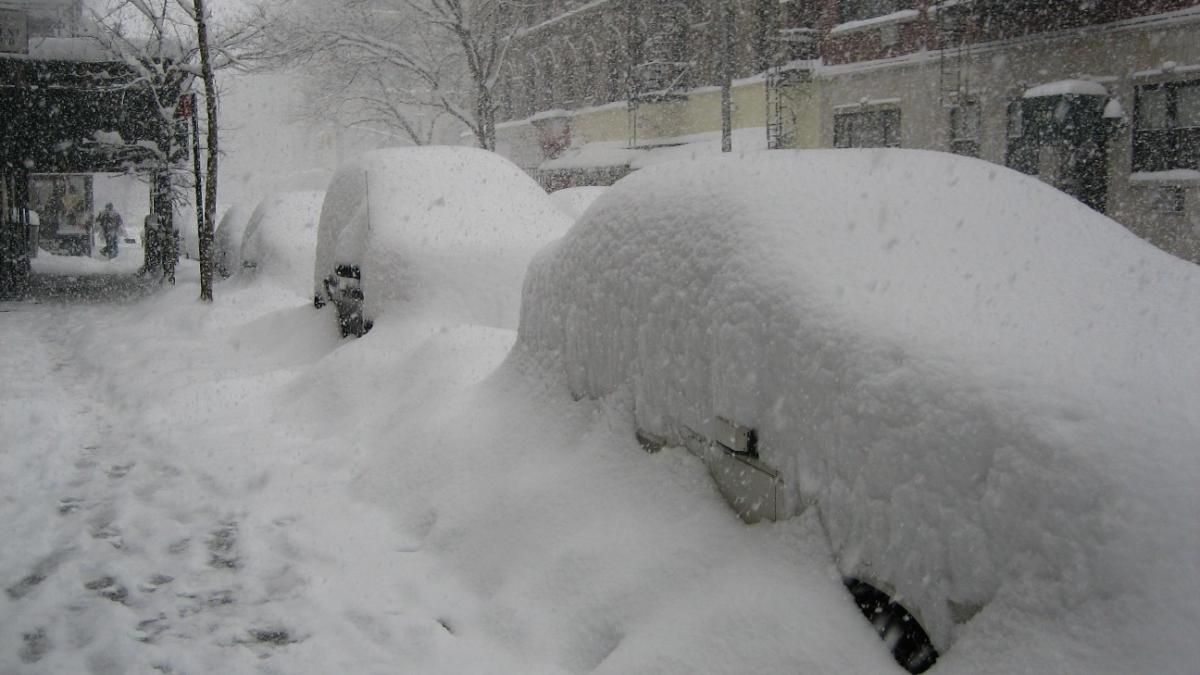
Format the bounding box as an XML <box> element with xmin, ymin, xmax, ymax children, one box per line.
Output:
<box><xmin>96</xmin><ymin>203</ymin><xmax>123</xmax><ymax>259</ymax></box>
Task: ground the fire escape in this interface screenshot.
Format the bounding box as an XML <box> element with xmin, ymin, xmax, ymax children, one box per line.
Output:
<box><xmin>627</xmin><ymin>2</ymin><xmax>692</xmax><ymax>148</ymax></box>
<box><xmin>936</xmin><ymin>0</ymin><xmax>976</xmax><ymax>107</ymax></box>
<box><xmin>766</xmin><ymin>27</ymin><xmax>819</xmax><ymax>150</ymax></box>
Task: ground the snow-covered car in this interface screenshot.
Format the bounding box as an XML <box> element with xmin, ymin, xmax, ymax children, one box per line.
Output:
<box><xmin>515</xmin><ymin>149</ymin><xmax>1200</xmax><ymax>674</ymax></box>
<box><xmin>313</xmin><ymin>146</ymin><xmax>571</xmax><ymax>337</ymax></box>
<box><xmin>214</xmin><ymin>203</ymin><xmax>254</xmax><ymax>278</ymax></box>
<box><xmin>549</xmin><ymin>185</ymin><xmax>608</xmax><ymax>220</ymax></box>
<box><xmin>239</xmin><ymin>191</ymin><xmax>325</xmax><ymax>296</ymax></box>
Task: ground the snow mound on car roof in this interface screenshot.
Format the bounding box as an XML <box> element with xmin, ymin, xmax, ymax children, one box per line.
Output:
<box><xmin>515</xmin><ymin>148</ymin><xmax>1200</xmax><ymax>672</ymax></box>
<box><xmin>314</xmin><ymin>146</ymin><xmax>571</xmax><ymax>328</ymax></box>
<box><xmin>240</xmin><ymin>190</ymin><xmax>325</xmax><ymax>298</ymax></box>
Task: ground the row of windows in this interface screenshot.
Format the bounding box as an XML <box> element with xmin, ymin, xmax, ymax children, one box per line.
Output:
<box><xmin>830</xmin><ymin>81</ymin><xmax>1199</xmax><ymax>174</ymax></box>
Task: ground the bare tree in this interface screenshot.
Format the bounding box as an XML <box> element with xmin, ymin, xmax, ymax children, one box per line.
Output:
<box><xmin>89</xmin><ymin>0</ymin><xmax>275</xmax><ymax>297</ymax></box>
<box><xmin>278</xmin><ymin>0</ymin><xmax>515</xmax><ymax>150</ymax></box>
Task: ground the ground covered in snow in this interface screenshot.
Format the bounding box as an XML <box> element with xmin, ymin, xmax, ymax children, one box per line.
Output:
<box><xmin>0</xmin><ymin>266</ymin><xmax>895</xmax><ymax>674</ymax></box>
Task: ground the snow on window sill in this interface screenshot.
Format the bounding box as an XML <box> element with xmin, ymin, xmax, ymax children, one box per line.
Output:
<box><xmin>834</xmin><ymin>97</ymin><xmax>902</xmax><ymax>112</ymax></box>
<box><xmin>1129</xmin><ymin>170</ymin><xmax>1200</xmax><ymax>185</ymax></box>
<box><xmin>830</xmin><ymin>10</ymin><xmax>921</xmax><ymax>37</ymax></box>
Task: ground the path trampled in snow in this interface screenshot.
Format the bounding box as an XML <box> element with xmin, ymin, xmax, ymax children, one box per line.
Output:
<box><xmin>0</xmin><ymin>269</ymin><xmax>898</xmax><ymax>674</ymax></box>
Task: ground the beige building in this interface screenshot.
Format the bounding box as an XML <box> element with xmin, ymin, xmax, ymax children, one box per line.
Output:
<box><xmin>494</xmin><ymin>1</ymin><xmax>1200</xmax><ymax>263</ymax></box>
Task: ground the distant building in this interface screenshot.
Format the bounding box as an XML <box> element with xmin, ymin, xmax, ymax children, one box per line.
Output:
<box><xmin>494</xmin><ymin>0</ymin><xmax>1200</xmax><ymax>263</ymax></box>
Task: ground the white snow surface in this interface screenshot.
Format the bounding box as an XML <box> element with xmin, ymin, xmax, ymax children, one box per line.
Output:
<box><xmin>1023</xmin><ymin>79</ymin><xmax>1109</xmax><ymax>98</ymax></box>
<box><xmin>829</xmin><ymin>9</ymin><xmax>920</xmax><ymax>35</ymax></box>
<box><xmin>314</xmin><ymin>146</ymin><xmax>571</xmax><ymax>328</ymax></box>
<box><xmin>0</xmin><ymin>263</ymin><xmax>895</xmax><ymax>674</ymax></box>
<box><xmin>238</xmin><ymin>191</ymin><xmax>325</xmax><ymax>299</ymax></box>
<box><xmin>515</xmin><ymin>149</ymin><xmax>1200</xmax><ymax>673</ymax></box>
<box><xmin>549</xmin><ymin>186</ymin><xmax>608</xmax><ymax>220</ymax></box>
<box><xmin>30</xmin><ymin>245</ymin><xmax>142</xmax><ymax>276</ymax></box>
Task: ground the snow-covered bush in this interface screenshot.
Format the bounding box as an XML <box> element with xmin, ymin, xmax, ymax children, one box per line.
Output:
<box><xmin>239</xmin><ymin>191</ymin><xmax>325</xmax><ymax>296</ymax></box>
<box><xmin>515</xmin><ymin>149</ymin><xmax>1200</xmax><ymax>668</ymax></box>
<box><xmin>313</xmin><ymin>146</ymin><xmax>570</xmax><ymax>329</ymax></box>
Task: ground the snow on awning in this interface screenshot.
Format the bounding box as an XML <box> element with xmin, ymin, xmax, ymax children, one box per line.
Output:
<box><xmin>1023</xmin><ymin>79</ymin><xmax>1109</xmax><ymax>99</ymax></box>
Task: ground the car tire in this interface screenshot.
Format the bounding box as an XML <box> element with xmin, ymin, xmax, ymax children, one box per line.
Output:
<box><xmin>844</xmin><ymin>578</ymin><xmax>938</xmax><ymax>674</ymax></box>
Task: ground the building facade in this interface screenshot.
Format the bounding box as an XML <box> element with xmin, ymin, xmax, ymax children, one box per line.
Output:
<box><xmin>494</xmin><ymin>0</ymin><xmax>1200</xmax><ymax>263</ymax></box>
<box><xmin>1</xmin><ymin>0</ymin><xmax>188</xmax><ymax>297</ymax></box>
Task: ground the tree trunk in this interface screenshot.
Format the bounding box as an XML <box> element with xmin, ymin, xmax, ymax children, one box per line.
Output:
<box><xmin>190</xmin><ymin>92</ymin><xmax>205</xmax><ymax>269</ymax></box>
<box><xmin>478</xmin><ymin>86</ymin><xmax>496</xmax><ymax>151</ymax></box>
<box><xmin>195</xmin><ymin>0</ymin><xmax>219</xmax><ymax>302</ymax></box>
<box><xmin>720</xmin><ymin>0</ymin><xmax>734</xmax><ymax>153</ymax></box>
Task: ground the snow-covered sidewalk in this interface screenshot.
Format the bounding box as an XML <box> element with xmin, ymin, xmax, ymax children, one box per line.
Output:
<box><xmin>0</xmin><ymin>270</ymin><xmax>891</xmax><ymax>674</ymax></box>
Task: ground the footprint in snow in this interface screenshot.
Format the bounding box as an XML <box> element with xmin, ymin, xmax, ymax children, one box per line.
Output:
<box><xmin>133</xmin><ymin>614</ymin><xmax>170</xmax><ymax>644</ymax></box>
<box><xmin>89</xmin><ymin>522</ymin><xmax>124</xmax><ymax>550</ymax></box>
<box><xmin>6</xmin><ymin>549</ymin><xmax>72</xmax><ymax>600</ymax></box>
<box><xmin>137</xmin><ymin>574</ymin><xmax>175</xmax><ymax>594</ymax></box>
<box><xmin>106</xmin><ymin>462</ymin><xmax>135</xmax><ymax>479</ymax></box>
<box><xmin>207</xmin><ymin>522</ymin><xmax>241</xmax><ymax>570</ymax></box>
<box><xmin>83</xmin><ymin>575</ymin><xmax>128</xmax><ymax>604</ymax></box>
<box><xmin>19</xmin><ymin>627</ymin><xmax>50</xmax><ymax>664</ymax></box>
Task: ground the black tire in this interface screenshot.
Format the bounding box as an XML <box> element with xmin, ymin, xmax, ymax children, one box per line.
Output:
<box><xmin>844</xmin><ymin>578</ymin><xmax>938</xmax><ymax>674</ymax></box>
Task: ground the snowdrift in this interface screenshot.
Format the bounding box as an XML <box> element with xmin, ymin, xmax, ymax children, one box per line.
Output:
<box><xmin>515</xmin><ymin>149</ymin><xmax>1200</xmax><ymax>672</ymax></box>
<box><xmin>313</xmin><ymin>146</ymin><xmax>571</xmax><ymax>329</ymax></box>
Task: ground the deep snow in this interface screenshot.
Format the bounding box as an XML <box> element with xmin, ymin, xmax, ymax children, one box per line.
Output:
<box><xmin>0</xmin><ymin>265</ymin><xmax>895</xmax><ymax>674</ymax></box>
<box><xmin>516</xmin><ymin>149</ymin><xmax>1200</xmax><ymax>673</ymax></box>
<box><xmin>3</xmin><ymin>145</ymin><xmax>1197</xmax><ymax>674</ymax></box>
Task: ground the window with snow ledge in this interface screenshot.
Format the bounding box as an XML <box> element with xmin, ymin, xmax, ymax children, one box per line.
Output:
<box><xmin>1133</xmin><ymin>79</ymin><xmax>1200</xmax><ymax>172</ymax></box>
<box><xmin>835</xmin><ymin>107</ymin><xmax>901</xmax><ymax>148</ymax></box>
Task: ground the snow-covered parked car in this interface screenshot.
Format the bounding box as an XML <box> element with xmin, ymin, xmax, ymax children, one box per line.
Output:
<box><xmin>549</xmin><ymin>185</ymin><xmax>608</xmax><ymax>220</ymax></box>
<box><xmin>313</xmin><ymin>146</ymin><xmax>571</xmax><ymax>336</ymax></box>
<box><xmin>214</xmin><ymin>202</ymin><xmax>254</xmax><ymax>278</ymax></box>
<box><xmin>239</xmin><ymin>191</ymin><xmax>325</xmax><ymax>296</ymax></box>
<box><xmin>515</xmin><ymin>149</ymin><xmax>1200</xmax><ymax>674</ymax></box>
